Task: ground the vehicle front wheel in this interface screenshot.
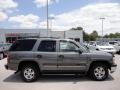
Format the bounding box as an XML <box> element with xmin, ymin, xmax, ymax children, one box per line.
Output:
<box><xmin>118</xmin><ymin>50</ymin><xmax>120</xmax><ymax>54</ymax></box>
<box><xmin>89</xmin><ymin>63</ymin><xmax>109</xmax><ymax>81</ymax></box>
<box><xmin>21</xmin><ymin>64</ymin><xmax>40</xmax><ymax>82</ymax></box>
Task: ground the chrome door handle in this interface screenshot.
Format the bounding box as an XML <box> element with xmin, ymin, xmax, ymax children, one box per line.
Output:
<box><xmin>59</xmin><ymin>55</ymin><xmax>64</xmax><ymax>59</ymax></box>
<box><xmin>37</xmin><ymin>55</ymin><xmax>42</xmax><ymax>58</ymax></box>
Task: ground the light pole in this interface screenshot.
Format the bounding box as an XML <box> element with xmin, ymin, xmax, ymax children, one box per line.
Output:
<box><xmin>48</xmin><ymin>16</ymin><xmax>55</xmax><ymax>37</ymax></box>
<box><xmin>46</xmin><ymin>0</ymin><xmax>49</xmax><ymax>37</ymax></box>
<box><xmin>100</xmin><ymin>17</ymin><xmax>105</xmax><ymax>38</ymax></box>
<box><xmin>49</xmin><ymin>15</ymin><xmax>55</xmax><ymax>30</ymax></box>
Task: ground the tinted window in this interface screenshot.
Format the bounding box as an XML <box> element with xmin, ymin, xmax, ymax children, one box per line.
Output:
<box><xmin>60</xmin><ymin>41</ymin><xmax>79</xmax><ymax>52</ymax></box>
<box><xmin>38</xmin><ymin>40</ymin><xmax>56</xmax><ymax>52</ymax></box>
<box><xmin>9</xmin><ymin>39</ymin><xmax>36</xmax><ymax>51</ymax></box>
<box><xmin>109</xmin><ymin>42</ymin><xmax>118</xmax><ymax>45</ymax></box>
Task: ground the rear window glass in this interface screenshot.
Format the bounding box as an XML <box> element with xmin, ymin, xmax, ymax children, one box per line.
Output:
<box><xmin>9</xmin><ymin>39</ymin><xmax>36</xmax><ymax>51</ymax></box>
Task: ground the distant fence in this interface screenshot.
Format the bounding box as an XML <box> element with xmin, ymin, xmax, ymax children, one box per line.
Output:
<box><xmin>96</xmin><ymin>38</ymin><xmax>120</xmax><ymax>42</ymax></box>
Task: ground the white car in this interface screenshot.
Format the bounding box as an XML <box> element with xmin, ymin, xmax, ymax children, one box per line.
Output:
<box><xmin>108</xmin><ymin>41</ymin><xmax>120</xmax><ymax>54</ymax></box>
<box><xmin>88</xmin><ymin>41</ymin><xmax>116</xmax><ymax>56</ymax></box>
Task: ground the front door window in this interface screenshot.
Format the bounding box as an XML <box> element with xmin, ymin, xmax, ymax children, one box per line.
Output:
<box><xmin>60</xmin><ymin>41</ymin><xmax>79</xmax><ymax>52</ymax></box>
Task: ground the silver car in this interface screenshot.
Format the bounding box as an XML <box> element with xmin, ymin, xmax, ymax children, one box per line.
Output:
<box><xmin>5</xmin><ymin>38</ymin><xmax>117</xmax><ymax>82</ymax></box>
<box><xmin>0</xmin><ymin>43</ymin><xmax>11</xmax><ymax>59</ymax></box>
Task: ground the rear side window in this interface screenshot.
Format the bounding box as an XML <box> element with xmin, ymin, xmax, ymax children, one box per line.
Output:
<box><xmin>38</xmin><ymin>40</ymin><xmax>56</xmax><ymax>52</ymax></box>
<box><xmin>9</xmin><ymin>39</ymin><xmax>36</xmax><ymax>51</ymax></box>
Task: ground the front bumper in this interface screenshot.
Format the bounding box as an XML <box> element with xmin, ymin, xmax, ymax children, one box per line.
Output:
<box><xmin>110</xmin><ymin>64</ymin><xmax>117</xmax><ymax>73</ymax></box>
<box><xmin>108</xmin><ymin>52</ymin><xmax>115</xmax><ymax>57</ymax></box>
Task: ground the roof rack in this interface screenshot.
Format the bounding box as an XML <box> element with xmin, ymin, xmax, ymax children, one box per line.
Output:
<box><xmin>23</xmin><ymin>37</ymin><xmax>60</xmax><ymax>39</ymax></box>
<box><xmin>39</xmin><ymin>37</ymin><xmax>60</xmax><ymax>39</ymax></box>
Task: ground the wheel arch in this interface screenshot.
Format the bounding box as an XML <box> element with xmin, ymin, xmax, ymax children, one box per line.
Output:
<box><xmin>88</xmin><ymin>60</ymin><xmax>111</xmax><ymax>72</ymax></box>
<box><xmin>18</xmin><ymin>60</ymin><xmax>40</xmax><ymax>72</ymax></box>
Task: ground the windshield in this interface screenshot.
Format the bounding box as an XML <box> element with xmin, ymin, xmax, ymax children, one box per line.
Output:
<box><xmin>80</xmin><ymin>45</ymin><xmax>89</xmax><ymax>52</ymax></box>
<box><xmin>76</xmin><ymin>42</ymin><xmax>89</xmax><ymax>52</ymax></box>
<box><xmin>80</xmin><ymin>43</ymin><xmax>89</xmax><ymax>51</ymax></box>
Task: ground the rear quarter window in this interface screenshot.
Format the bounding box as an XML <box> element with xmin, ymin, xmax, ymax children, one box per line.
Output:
<box><xmin>9</xmin><ymin>39</ymin><xmax>36</xmax><ymax>51</ymax></box>
<box><xmin>38</xmin><ymin>40</ymin><xmax>56</xmax><ymax>52</ymax></box>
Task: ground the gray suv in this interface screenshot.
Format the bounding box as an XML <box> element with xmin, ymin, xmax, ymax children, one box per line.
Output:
<box><xmin>5</xmin><ymin>38</ymin><xmax>117</xmax><ymax>82</ymax></box>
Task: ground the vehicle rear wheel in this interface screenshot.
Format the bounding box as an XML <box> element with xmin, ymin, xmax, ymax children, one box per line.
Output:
<box><xmin>89</xmin><ymin>63</ymin><xmax>109</xmax><ymax>81</ymax></box>
<box><xmin>0</xmin><ymin>53</ymin><xmax>4</xmax><ymax>60</ymax></box>
<box><xmin>21</xmin><ymin>64</ymin><xmax>40</xmax><ymax>82</ymax></box>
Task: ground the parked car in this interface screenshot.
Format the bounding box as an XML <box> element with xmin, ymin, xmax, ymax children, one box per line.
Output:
<box><xmin>79</xmin><ymin>42</ymin><xmax>89</xmax><ymax>50</ymax></box>
<box><xmin>5</xmin><ymin>38</ymin><xmax>117</xmax><ymax>82</ymax></box>
<box><xmin>88</xmin><ymin>41</ymin><xmax>97</xmax><ymax>51</ymax></box>
<box><xmin>88</xmin><ymin>41</ymin><xmax>116</xmax><ymax>56</ymax></box>
<box><xmin>108</xmin><ymin>41</ymin><xmax>120</xmax><ymax>54</ymax></box>
<box><xmin>0</xmin><ymin>43</ymin><xmax>11</xmax><ymax>60</ymax></box>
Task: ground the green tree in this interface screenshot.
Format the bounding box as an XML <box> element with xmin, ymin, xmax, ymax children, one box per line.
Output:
<box><xmin>83</xmin><ymin>31</ymin><xmax>90</xmax><ymax>41</ymax></box>
<box><xmin>103</xmin><ymin>32</ymin><xmax>120</xmax><ymax>38</ymax></box>
<box><xmin>91</xmin><ymin>31</ymin><xmax>98</xmax><ymax>38</ymax></box>
<box><xmin>71</xmin><ymin>26</ymin><xmax>83</xmax><ymax>30</ymax></box>
<box><xmin>71</xmin><ymin>26</ymin><xmax>100</xmax><ymax>41</ymax></box>
<box><xmin>89</xmin><ymin>30</ymin><xmax>99</xmax><ymax>41</ymax></box>
<box><xmin>104</xmin><ymin>34</ymin><xmax>109</xmax><ymax>38</ymax></box>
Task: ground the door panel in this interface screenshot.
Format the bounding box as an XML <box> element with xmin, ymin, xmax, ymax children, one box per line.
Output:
<box><xmin>58</xmin><ymin>40</ymin><xmax>88</xmax><ymax>71</ymax></box>
<box><xmin>34</xmin><ymin>52</ymin><xmax>58</xmax><ymax>70</ymax></box>
<box><xmin>34</xmin><ymin>40</ymin><xmax>58</xmax><ymax>71</ymax></box>
<box><xmin>57</xmin><ymin>52</ymin><xmax>88</xmax><ymax>71</ymax></box>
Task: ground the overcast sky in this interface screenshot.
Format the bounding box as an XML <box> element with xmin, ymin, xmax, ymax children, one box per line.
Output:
<box><xmin>0</xmin><ymin>0</ymin><xmax>120</xmax><ymax>35</ymax></box>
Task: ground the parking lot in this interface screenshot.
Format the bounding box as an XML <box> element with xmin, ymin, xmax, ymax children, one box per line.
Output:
<box><xmin>0</xmin><ymin>55</ymin><xmax>120</xmax><ymax>90</ymax></box>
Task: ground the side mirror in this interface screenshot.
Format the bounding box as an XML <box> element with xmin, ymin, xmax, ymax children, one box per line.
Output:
<box><xmin>78</xmin><ymin>50</ymin><xmax>82</xmax><ymax>54</ymax></box>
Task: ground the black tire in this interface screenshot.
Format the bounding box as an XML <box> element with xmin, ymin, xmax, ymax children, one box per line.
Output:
<box><xmin>118</xmin><ymin>50</ymin><xmax>120</xmax><ymax>54</ymax></box>
<box><xmin>21</xmin><ymin>64</ymin><xmax>40</xmax><ymax>82</ymax></box>
<box><xmin>88</xmin><ymin>63</ymin><xmax>109</xmax><ymax>81</ymax></box>
<box><xmin>3</xmin><ymin>53</ymin><xmax>7</xmax><ymax>58</ymax></box>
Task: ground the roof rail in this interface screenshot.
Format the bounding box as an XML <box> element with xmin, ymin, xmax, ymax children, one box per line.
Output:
<box><xmin>23</xmin><ymin>37</ymin><xmax>60</xmax><ymax>39</ymax></box>
<box><xmin>39</xmin><ymin>37</ymin><xmax>60</xmax><ymax>39</ymax></box>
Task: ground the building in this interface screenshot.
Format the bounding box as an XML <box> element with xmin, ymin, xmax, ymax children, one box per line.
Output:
<box><xmin>0</xmin><ymin>29</ymin><xmax>83</xmax><ymax>43</ymax></box>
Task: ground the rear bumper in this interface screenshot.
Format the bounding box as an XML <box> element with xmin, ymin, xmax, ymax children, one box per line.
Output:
<box><xmin>110</xmin><ymin>64</ymin><xmax>117</xmax><ymax>73</ymax></box>
<box><xmin>4</xmin><ymin>63</ymin><xmax>18</xmax><ymax>71</ymax></box>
